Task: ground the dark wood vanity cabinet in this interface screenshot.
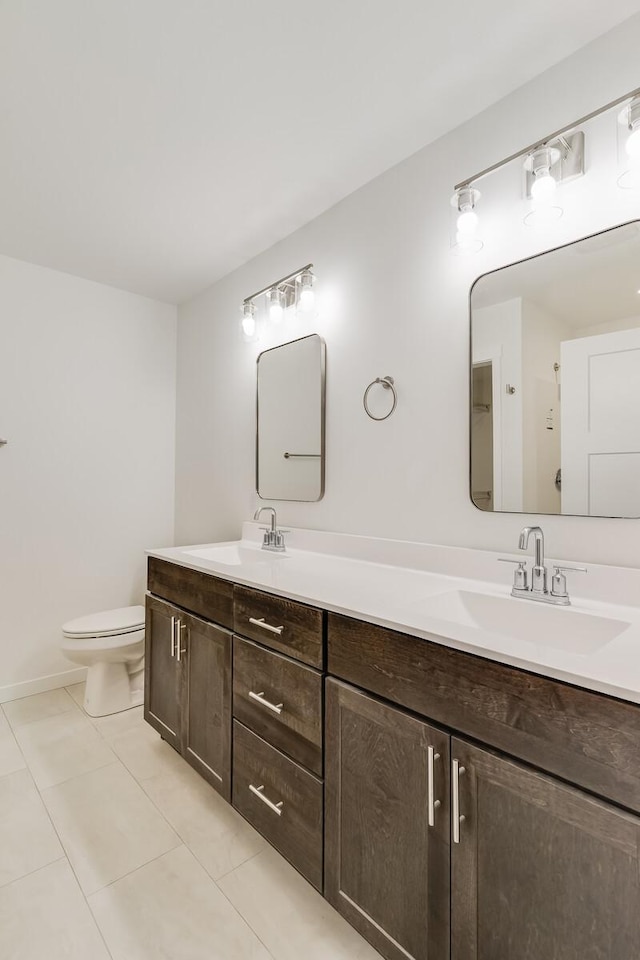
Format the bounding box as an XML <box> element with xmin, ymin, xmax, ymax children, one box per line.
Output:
<box><xmin>145</xmin><ymin>559</ymin><xmax>640</xmax><ymax>960</ymax></box>
<box><xmin>325</xmin><ymin>679</ymin><xmax>450</xmax><ymax>960</ymax></box>
<box><xmin>451</xmin><ymin>738</ymin><xmax>640</xmax><ymax>960</ymax></box>
<box><xmin>145</xmin><ymin>561</ymin><xmax>233</xmax><ymax>800</ymax></box>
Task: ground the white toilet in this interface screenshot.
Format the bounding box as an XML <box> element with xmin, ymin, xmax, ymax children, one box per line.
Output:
<box><xmin>62</xmin><ymin>605</ymin><xmax>145</xmax><ymax>718</ymax></box>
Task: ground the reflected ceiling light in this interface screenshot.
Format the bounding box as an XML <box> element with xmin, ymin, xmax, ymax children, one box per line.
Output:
<box><xmin>450</xmin><ymin>187</ymin><xmax>483</xmax><ymax>254</ymax></box>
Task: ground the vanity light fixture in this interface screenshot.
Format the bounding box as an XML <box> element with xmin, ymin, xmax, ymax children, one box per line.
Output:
<box><xmin>240</xmin><ymin>263</ymin><xmax>316</xmax><ymax>340</ymax></box>
<box><xmin>449</xmin><ymin>83</ymin><xmax>640</xmax><ymax>248</ymax></box>
<box><xmin>450</xmin><ymin>186</ymin><xmax>483</xmax><ymax>254</ymax></box>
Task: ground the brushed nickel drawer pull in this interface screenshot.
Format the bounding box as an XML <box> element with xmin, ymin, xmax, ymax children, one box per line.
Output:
<box><xmin>249</xmin><ymin>690</ymin><xmax>284</xmax><ymax>715</ymax></box>
<box><xmin>249</xmin><ymin>783</ymin><xmax>284</xmax><ymax>816</ymax></box>
<box><xmin>170</xmin><ymin>616</ymin><xmax>177</xmax><ymax>658</ymax></box>
<box><xmin>452</xmin><ymin>759</ymin><xmax>466</xmax><ymax>844</ymax></box>
<box><xmin>427</xmin><ymin>745</ymin><xmax>441</xmax><ymax>827</ymax></box>
<box><xmin>248</xmin><ymin>617</ymin><xmax>284</xmax><ymax>636</ymax></box>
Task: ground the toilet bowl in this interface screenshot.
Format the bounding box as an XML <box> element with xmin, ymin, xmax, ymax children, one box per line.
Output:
<box><xmin>62</xmin><ymin>605</ymin><xmax>145</xmax><ymax>718</ymax></box>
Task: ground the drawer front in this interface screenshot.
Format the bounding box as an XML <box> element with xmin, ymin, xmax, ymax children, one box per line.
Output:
<box><xmin>232</xmin><ymin>721</ymin><xmax>323</xmax><ymax>890</ymax></box>
<box><xmin>328</xmin><ymin>612</ymin><xmax>640</xmax><ymax>816</ymax></box>
<box><xmin>233</xmin><ymin>637</ymin><xmax>323</xmax><ymax>775</ymax></box>
<box><xmin>148</xmin><ymin>558</ymin><xmax>233</xmax><ymax>629</ymax></box>
<box><xmin>234</xmin><ymin>585</ymin><xmax>324</xmax><ymax>668</ymax></box>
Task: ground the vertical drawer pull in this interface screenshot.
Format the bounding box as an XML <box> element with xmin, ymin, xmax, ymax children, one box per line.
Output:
<box><xmin>249</xmin><ymin>783</ymin><xmax>284</xmax><ymax>816</ymax></box>
<box><xmin>427</xmin><ymin>745</ymin><xmax>441</xmax><ymax>827</ymax></box>
<box><xmin>248</xmin><ymin>690</ymin><xmax>284</xmax><ymax>715</ymax></box>
<box><xmin>170</xmin><ymin>616</ymin><xmax>177</xmax><ymax>658</ymax></box>
<box><xmin>176</xmin><ymin>621</ymin><xmax>187</xmax><ymax>662</ymax></box>
<box><xmin>452</xmin><ymin>759</ymin><xmax>466</xmax><ymax>844</ymax></box>
<box><xmin>248</xmin><ymin>617</ymin><xmax>284</xmax><ymax>636</ymax></box>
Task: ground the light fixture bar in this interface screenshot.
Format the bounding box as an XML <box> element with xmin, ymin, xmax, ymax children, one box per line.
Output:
<box><xmin>454</xmin><ymin>84</ymin><xmax>640</xmax><ymax>191</ymax></box>
<box><xmin>243</xmin><ymin>263</ymin><xmax>313</xmax><ymax>305</ymax></box>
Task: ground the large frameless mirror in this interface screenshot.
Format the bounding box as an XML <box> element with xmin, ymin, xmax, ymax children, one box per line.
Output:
<box><xmin>256</xmin><ymin>334</ymin><xmax>325</xmax><ymax>501</ymax></box>
<box><xmin>470</xmin><ymin>221</ymin><xmax>640</xmax><ymax>517</ymax></box>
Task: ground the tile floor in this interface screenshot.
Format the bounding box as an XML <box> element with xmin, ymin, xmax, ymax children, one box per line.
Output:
<box><xmin>0</xmin><ymin>684</ymin><xmax>380</xmax><ymax>959</ymax></box>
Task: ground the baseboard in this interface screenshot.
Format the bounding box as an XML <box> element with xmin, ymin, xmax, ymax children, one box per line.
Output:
<box><xmin>0</xmin><ymin>667</ymin><xmax>88</xmax><ymax>704</ymax></box>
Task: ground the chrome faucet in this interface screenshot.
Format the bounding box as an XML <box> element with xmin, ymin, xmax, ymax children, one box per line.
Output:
<box><xmin>253</xmin><ymin>507</ymin><xmax>287</xmax><ymax>553</ymax></box>
<box><xmin>519</xmin><ymin>526</ymin><xmax>547</xmax><ymax>595</ymax></box>
<box><xmin>499</xmin><ymin>525</ymin><xmax>586</xmax><ymax>606</ymax></box>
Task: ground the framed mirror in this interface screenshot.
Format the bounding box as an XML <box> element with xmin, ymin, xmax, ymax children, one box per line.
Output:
<box><xmin>470</xmin><ymin>221</ymin><xmax>640</xmax><ymax>517</ymax></box>
<box><xmin>256</xmin><ymin>334</ymin><xmax>326</xmax><ymax>501</ymax></box>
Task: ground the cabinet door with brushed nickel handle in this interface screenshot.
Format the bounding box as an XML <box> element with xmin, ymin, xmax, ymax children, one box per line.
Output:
<box><xmin>233</xmin><ymin>637</ymin><xmax>323</xmax><ymax>775</ymax></box>
<box><xmin>144</xmin><ymin>595</ymin><xmax>182</xmax><ymax>751</ymax></box>
<box><xmin>450</xmin><ymin>738</ymin><xmax>640</xmax><ymax>960</ymax></box>
<box><xmin>325</xmin><ymin>678</ymin><xmax>450</xmax><ymax>960</ymax></box>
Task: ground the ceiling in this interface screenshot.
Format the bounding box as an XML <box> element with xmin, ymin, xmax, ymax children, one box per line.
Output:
<box><xmin>1</xmin><ymin>1</ymin><xmax>639</xmax><ymax>304</ymax></box>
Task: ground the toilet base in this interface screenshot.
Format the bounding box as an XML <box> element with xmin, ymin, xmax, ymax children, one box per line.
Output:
<box><xmin>84</xmin><ymin>659</ymin><xmax>144</xmax><ymax>718</ymax></box>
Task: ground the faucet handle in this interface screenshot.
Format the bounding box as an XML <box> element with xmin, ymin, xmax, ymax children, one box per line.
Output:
<box><xmin>550</xmin><ymin>564</ymin><xmax>587</xmax><ymax>600</ymax></box>
<box><xmin>498</xmin><ymin>558</ymin><xmax>528</xmax><ymax>590</ymax></box>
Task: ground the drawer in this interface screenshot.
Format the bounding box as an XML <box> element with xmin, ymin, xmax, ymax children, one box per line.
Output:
<box><xmin>232</xmin><ymin>721</ymin><xmax>323</xmax><ymax>891</ymax></box>
<box><xmin>234</xmin><ymin>585</ymin><xmax>324</xmax><ymax>668</ymax></box>
<box><xmin>328</xmin><ymin>612</ymin><xmax>640</xmax><ymax>816</ymax></box>
<box><xmin>233</xmin><ymin>637</ymin><xmax>323</xmax><ymax>775</ymax></box>
<box><xmin>148</xmin><ymin>558</ymin><xmax>233</xmax><ymax>629</ymax></box>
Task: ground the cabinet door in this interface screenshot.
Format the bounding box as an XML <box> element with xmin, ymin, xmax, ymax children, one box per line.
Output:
<box><xmin>144</xmin><ymin>595</ymin><xmax>181</xmax><ymax>750</ymax></box>
<box><xmin>325</xmin><ymin>678</ymin><xmax>450</xmax><ymax>960</ymax></box>
<box><xmin>451</xmin><ymin>738</ymin><xmax>640</xmax><ymax>960</ymax></box>
<box><xmin>180</xmin><ymin>610</ymin><xmax>231</xmax><ymax>801</ymax></box>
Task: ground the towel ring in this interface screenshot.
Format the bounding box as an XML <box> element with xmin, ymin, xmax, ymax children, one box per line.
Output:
<box><xmin>363</xmin><ymin>376</ymin><xmax>397</xmax><ymax>421</ymax></box>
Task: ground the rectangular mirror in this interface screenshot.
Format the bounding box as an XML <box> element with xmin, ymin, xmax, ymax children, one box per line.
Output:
<box><xmin>257</xmin><ymin>334</ymin><xmax>325</xmax><ymax>501</ymax></box>
<box><xmin>470</xmin><ymin>221</ymin><xmax>640</xmax><ymax>517</ymax></box>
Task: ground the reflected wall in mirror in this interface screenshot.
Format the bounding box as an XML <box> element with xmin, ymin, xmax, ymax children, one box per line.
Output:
<box><xmin>257</xmin><ymin>334</ymin><xmax>325</xmax><ymax>501</ymax></box>
<box><xmin>471</xmin><ymin>221</ymin><xmax>640</xmax><ymax>517</ymax></box>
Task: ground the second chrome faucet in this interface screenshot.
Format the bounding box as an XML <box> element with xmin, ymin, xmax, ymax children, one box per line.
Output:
<box><xmin>500</xmin><ymin>525</ymin><xmax>586</xmax><ymax>606</ymax></box>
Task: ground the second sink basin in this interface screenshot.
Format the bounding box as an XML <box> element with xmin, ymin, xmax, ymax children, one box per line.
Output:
<box><xmin>422</xmin><ymin>590</ymin><xmax>629</xmax><ymax>655</ymax></box>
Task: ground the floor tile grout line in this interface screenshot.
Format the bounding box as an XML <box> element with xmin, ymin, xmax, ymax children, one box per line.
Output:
<box><xmin>0</xmin><ymin>854</ymin><xmax>67</xmax><ymax>892</ymax></box>
<box><xmin>5</xmin><ymin>707</ymin><xmax>116</xmax><ymax>960</ymax></box>
<box><xmin>35</xmin><ymin>756</ymin><xmax>121</xmax><ymax>795</ymax></box>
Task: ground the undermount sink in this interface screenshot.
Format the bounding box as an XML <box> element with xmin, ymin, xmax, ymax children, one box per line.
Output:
<box><xmin>422</xmin><ymin>590</ymin><xmax>630</xmax><ymax>655</ymax></box>
<box><xmin>182</xmin><ymin>543</ymin><xmax>278</xmax><ymax>566</ymax></box>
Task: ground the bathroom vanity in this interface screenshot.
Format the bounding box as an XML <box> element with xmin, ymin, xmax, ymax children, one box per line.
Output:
<box><xmin>144</xmin><ymin>529</ymin><xmax>640</xmax><ymax>960</ymax></box>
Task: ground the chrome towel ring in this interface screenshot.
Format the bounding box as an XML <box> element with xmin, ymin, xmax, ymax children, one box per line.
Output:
<box><xmin>363</xmin><ymin>376</ymin><xmax>397</xmax><ymax>421</ymax></box>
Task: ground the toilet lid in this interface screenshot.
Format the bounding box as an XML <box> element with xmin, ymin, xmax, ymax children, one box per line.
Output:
<box><xmin>62</xmin><ymin>605</ymin><xmax>145</xmax><ymax>639</ymax></box>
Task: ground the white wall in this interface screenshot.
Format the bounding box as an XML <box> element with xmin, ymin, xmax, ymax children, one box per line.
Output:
<box><xmin>0</xmin><ymin>255</ymin><xmax>177</xmax><ymax>700</ymax></box>
<box><xmin>175</xmin><ymin>16</ymin><xmax>640</xmax><ymax>569</ymax></box>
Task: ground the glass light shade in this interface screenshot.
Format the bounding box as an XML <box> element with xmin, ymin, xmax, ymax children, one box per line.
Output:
<box><xmin>450</xmin><ymin>187</ymin><xmax>483</xmax><ymax>254</ymax></box>
<box><xmin>626</xmin><ymin>128</ymin><xmax>640</xmax><ymax>159</ymax></box>
<box><xmin>617</xmin><ymin>98</ymin><xmax>640</xmax><ymax>191</ymax></box>
<box><xmin>240</xmin><ymin>302</ymin><xmax>258</xmax><ymax>342</ymax></box>
<box><xmin>268</xmin><ymin>287</ymin><xmax>284</xmax><ymax>323</ymax></box>
<box><xmin>297</xmin><ymin>271</ymin><xmax>315</xmax><ymax>312</ymax></box>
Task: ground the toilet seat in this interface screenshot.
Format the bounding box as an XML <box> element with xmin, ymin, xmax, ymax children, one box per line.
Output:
<box><xmin>62</xmin><ymin>605</ymin><xmax>145</xmax><ymax>640</ymax></box>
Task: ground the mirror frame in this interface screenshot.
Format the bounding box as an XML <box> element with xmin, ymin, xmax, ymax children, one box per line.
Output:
<box><xmin>468</xmin><ymin>219</ymin><xmax>640</xmax><ymax>517</ymax></box>
<box><xmin>256</xmin><ymin>333</ymin><xmax>326</xmax><ymax>502</ymax></box>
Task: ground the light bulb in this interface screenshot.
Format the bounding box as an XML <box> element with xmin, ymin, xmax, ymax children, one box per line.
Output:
<box><xmin>456</xmin><ymin>209</ymin><xmax>478</xmax><ymax>237</ymax></box>
<box><xmin>298</xmin><ymin>271</ymin><xmax>315</xmax><ymax>312</ymax></box>
<box><xmin>626</xmin><ymin>127</ymin><xmax>640</xmax><ymax>160</ymax></box>
<box><xmin>240</xmin><ymin>302</ymin><xmax>257</xmax><ymax>341</ymax></box>
<box><xmin>268</xmin><ymin>287</ymin><xmax>284</xmax><ymax>324</ymax></box>
<box><xmin>531</xmin><ymin>171</ymin><xmax>556</xmax><ymax>204</ymax></box>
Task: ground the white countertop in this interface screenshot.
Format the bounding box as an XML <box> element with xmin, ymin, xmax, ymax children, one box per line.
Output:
<box><xmin>147</xmin><ymin>523</ymin><xmax>640</xmax><ymax>706</ymax></box>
